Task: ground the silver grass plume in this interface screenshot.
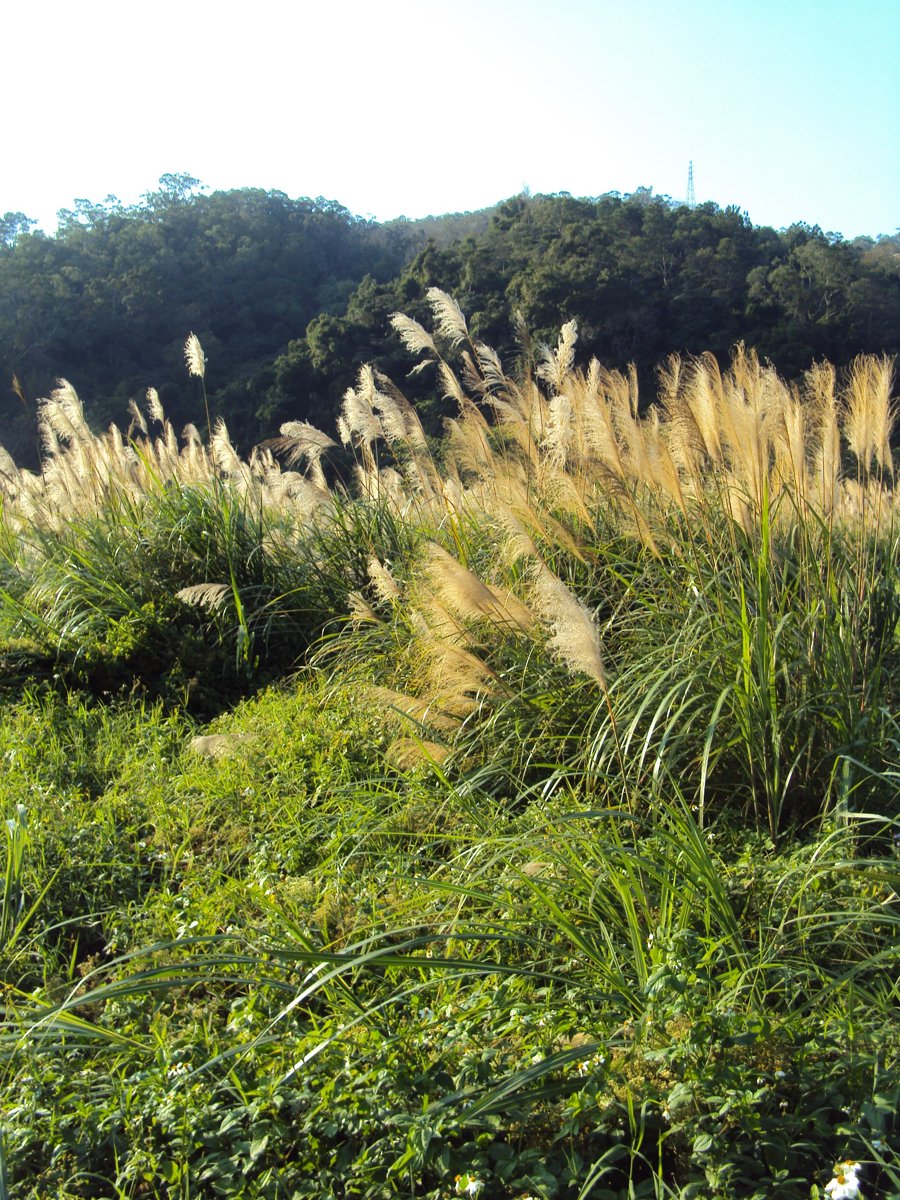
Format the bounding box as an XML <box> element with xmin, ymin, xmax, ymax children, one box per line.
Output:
<box><xmin>368</xmin><ymin>686</ymin><xmax>459</xmax><ymax>735</ymax></box>
<box><xmin>370</xmin><ymin>388</ymin><xmax>409</xmax><ymax>447</ymax></box>
<box><xmin>844</xmin><ymin>355</ymin><xmax>895</xmax><ymax>476</ymax></box>
<box><xmin>50</xmin><ymin>379</ymin><xmax>84</xmax><ymax>422</ymax></box>
<box><xmin>390</xmin><ymin>312</ymin><xmax>438</xmax><ymax>359</ymax></box>
<box><xmin>475</xmin><ymin>342</ymin><xmax>507</xmax><ymax>393</ymax></box>
<box><xmin>805</xmin><ymin>361</ymin><xmax>841</xmax><ymax>511</ymax></box>
<box><xmin>185</xmin><ymin>333</ymin><xmax>206</xmax><ymax>379</ymax></box>
<box><xmin>419</xmin><ymin>638</ymin><xmax>495</xmax><ymax>714</ymax></box>
<box><xmin>532</xmin><ymin>563</ymin><xmax>607</xmax><ymax>690</ymax></box>
<box><xmin>438</xmin><ymin>361</ymin><xmax>468</xmax><ymax>409</ymax></box>
<box><xmin>211</xmin><ymin>419</ymin><xmax>242</xmax><ymax>475</ymax></box>
<box><xmin>367</xmin><ymin>557</ymin><xmax>402</xmax><ymax>604</ymax></box>
<box><xmin>536</xmin><ymin>320</ymin><xmax>578</xmax><ymax>391</ymax></box>
<box><xmin>461</xmin><ymin>351</ymin><xmax>483</xmax><ymax>395</ymax></box>
<box><xmin>40</xmin><ymin>399</ymin><xmax>85</xmax><ymax>448</ymax></box>
<box><xmin>385</xmin><ymin>738</ymin><xmax>450</xmax><ymax>770</ymax></box>
<box><xmin>275</xmin><ymin>421</ymin><xmax>337</xmax><ymax>475</ymax></box>
<box><xmin>348</xmin><ymin>592</ymin><xmax>379</xmax><ymax>625</ymax></box>
<box><xmin>544</xmin><ymin>393</ymin><xmax>573</xmax><ymax>468</ymax></box>
<box><xmin>176</xmin><ymin>582</ymin><xmax>232</xmax><ymax>612</ymax></box>
<box><xmin>427</xmin><ymin>287</ymin><xmax>469</xmax><ymax>347</ymax></box>
<box><xmin>0</xmin><ymin>444</ymin><xmax>18</xmax><ymax>492</ymax></box>
<box><xmin>373</xmin><ymin>372</ymin><xmax>429</xmax><ymax>449</ymax></box>
<box><xmin>127</xmin><ymin>398</ymin><xmax>148</xmax><ymax>438</ymax></box>
<box><xmin>146</xmin><ymin>387</ymin><xmax>165</xmax><ymax>424</ymax></box>
<box><xmin>279</xmin><ymin>421</ymin><xmax>336</xmax><ymax>455</ymax></box>
<box><xmin>482</xmin><ymin>503</ymin><xmax>539</xmax><ymax>564</ymax></box>
<box><xmin>42</xmin><ymin>380</ymin><xmax>88</xmax><ymax>446</ymax></box>
<box><xmin>341</xmin><ymin>369</ymin><xmax>383</xmax><ymax>453</ymax></box>
<box><xmin>688</xmin><ymin>354</ymin><xmax>725</xmax><ymax>467</ymax></box>
<box><xmin>423</xmin><ymin>543</ymin><xmax>533</xmax><ymax>631</ymax></box>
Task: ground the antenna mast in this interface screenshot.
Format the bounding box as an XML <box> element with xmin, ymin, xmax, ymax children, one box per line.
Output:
<box><xmin>686</xmin><ymin>161</ymin><xmax>696</xmax><ymax>209</ymax></box>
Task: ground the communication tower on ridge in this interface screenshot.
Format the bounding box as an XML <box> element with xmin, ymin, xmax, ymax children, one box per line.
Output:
<box><xmin>686</xmin><ymin>161</ymin><xmax>696</xmax><ymax>209</ymax></box>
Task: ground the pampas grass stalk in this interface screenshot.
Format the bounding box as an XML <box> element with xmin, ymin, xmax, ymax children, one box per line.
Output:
<box><xmin>532</xmin><ymin>563</ymin><xmax>606</xmax><ymax>690</ymax></box>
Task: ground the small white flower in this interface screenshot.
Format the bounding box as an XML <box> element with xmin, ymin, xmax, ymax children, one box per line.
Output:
<box><xmin>454</xmin><ymin>1174</ymin><xmax>484</xmax><ymax>1196</ymax></box>
<box><xmin>824</xmin><ymin>1160</ymin><xmax>862</xmax><ymax>1199</ymax></box>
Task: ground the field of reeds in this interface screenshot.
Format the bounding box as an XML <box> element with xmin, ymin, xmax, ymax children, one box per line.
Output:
<box><xmin>0</xmin><ymin>292</ymin><xmax>897</xmax><ymax>1199</ymax></box>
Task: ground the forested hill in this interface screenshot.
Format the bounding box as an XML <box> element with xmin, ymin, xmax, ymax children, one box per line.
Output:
<box><xmin>2</xmin><ymin>176</ymin><xmax>898</xmax><ymax>462</ymax></box>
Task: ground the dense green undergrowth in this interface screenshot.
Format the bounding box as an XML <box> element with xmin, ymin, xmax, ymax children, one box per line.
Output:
<box><xmin>0</xmin><ymin>309</ymin><xmax>898</xmax><ymax>1197</ymax></box>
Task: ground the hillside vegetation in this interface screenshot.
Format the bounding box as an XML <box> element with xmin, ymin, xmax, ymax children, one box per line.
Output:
<box><xmin>0</xmin><ymin>293</ymin><xmax>897</xmax><ymax>1198</ymax></box>
<box><xmin>3</xmin><ymin>177</ymin><xmax>898</xmax><ymax>462</ymax></box>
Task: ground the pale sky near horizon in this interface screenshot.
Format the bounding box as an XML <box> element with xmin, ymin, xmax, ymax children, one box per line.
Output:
<box><xmin>3</xmin><ymin>0</ymin><xmax>898</xmax><ymax>239</ymax></box>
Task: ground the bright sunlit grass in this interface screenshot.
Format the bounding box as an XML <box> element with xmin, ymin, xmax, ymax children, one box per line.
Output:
<box><xmin>0</xmin><ymin>305</ymin><xmax>897</xmax><ymax>1197</ymax></box>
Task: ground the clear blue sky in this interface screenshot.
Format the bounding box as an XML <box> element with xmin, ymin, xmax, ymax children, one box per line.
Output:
<box><xmin>4</xmin><ymin>0</ymin><xmax>898</xmax><ymax>238</ymax></box>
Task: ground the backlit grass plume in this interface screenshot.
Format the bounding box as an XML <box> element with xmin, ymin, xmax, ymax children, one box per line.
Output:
<box><xmin>531</xmin><ymin>562</ymin><xmax>607</xmax><ymax>690</ymax></box>
<box><xmin>184</xmin><ymin>332</ymin><xmax>206</xmax><ymax>379</ymax></box>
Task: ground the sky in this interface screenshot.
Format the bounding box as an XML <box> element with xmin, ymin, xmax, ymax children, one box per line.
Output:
<box><xmin>3</xmin><ymin>0</ymin><xmax>898</xmax><ymax>239</ymax></box>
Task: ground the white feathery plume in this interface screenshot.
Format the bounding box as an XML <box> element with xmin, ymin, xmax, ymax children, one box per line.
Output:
<box><xmin>368</xmin><ymin>557</ymin><xmax>402</xmax><ymax>604</ymax></box>
<box><xmin>211</xmin><ymin>419</ymin><xmax>242</xmax><ymax>476</ymax></box>
<box><xmin>279</xmin><ymin>421</ymin><xmax>336</xmax><ymax>455</ymax></box>
<box><xmin>146</xmin><ymin>387</ymin><xmax>165</xmax><ymax>424</ymax></box>
<box><xmin>805</xmin><ymin>361</ymin><xmax>840</xmax><ymax>512</ymax></box>
<box><xmin>544</xmin><ymin>393</ymin><xmax>573</xmax><ymax>467</ymax></box>
<box><xmin>372</xmin><ymin>372</ymin><xmax>429</xmax><ymax>449</ymax></box>
<box><xmin>536</xmin><ymin>320</ymin><xmax>578</xmax><ymax>391</ymax></box>
<box><xmin>336</xmin><ymin>415</ymin><xmax>352</xmax><ymax>448</ymax></box>
<box><xmin>106</xmin><ymin>422</ymin><xmax>126</xmax><ymax>464</ymax></box>
<box><xmin>460</xmin><ymin>350</ymin><xmax>483</xmax><ymax>395</ymax></box>
<box><xmin>0</xmin><ymin>444</ymin><xmax>18</xmax><ymax>489</ymax></box>
<box><xmin>532</xmin><ymin>563</ymin><xmax>607</xmax><ymax>689</ymax></box>
<box><xmin>40</xmin><ymin>400</ymin><xmax>83</xmax><ymax>448</ymax></box>
<box><xmin>341</xmin><ymin>379</ymin><xmax>383</xmax><ymax>448</ymax></box>
<box><xmin>176</xmin><ymin>582</ymin><xmax>232</xmax><ymax>612</ymax></box>
<box><xmin>476</xmin><ymin>342</ymin><xmax>507</xmax><ymax>392</ymax></box>
<box><xmin>275</xmin><ymin>421</ymin><xmax>337</xmax><ymax>477</ymax></box>
<box><xmin>127</xmin><ymin>398</ymin><xmax>148</xmax><ymax>438</ymax></box>
<box><xmin>844</xmin><ymin>354</ymin><xmax>895</xmax><ymax>476</ymax></box>
<box><xmin>423</xmin><ymin>543</ymin><xmax>533</xmax><ymax>631</ymax></box>
<box><xmin>50</xmin><ymin>379</ymin><xmax>84</xmax><ymax>423</ymax></box>
<box><xmin>427</xmin><ymin>287</ymin><xmax>469</xmax><ymax>347</ymax></box>
<box><xmin>438</xmin><ymin>361</ymin><xmax>468</xmax><ymax>409</ymax></box>
<box><xmin>485</xmin><ymin>504</ymin><xmax>539</xmax><ymax>564</ymax></box>
<box><xmin>163</xmin><ymin>419</ymin><xmax>178</xmax><ymax>458</ymax></box>
<box><xmin>185</xmin><ymin>333</ymin><xmax>206</xmax><ymax>379</ymax></box>
<box><xmin>370</xmin><ymin>389</ymin><xmax>408</xmax><ymax>446</ymax></box>
<box><xmin>688</xmin><ymin>354</ymin><xmax>725</xmax><ymax>466</ymax></box>
<box><xmin>421</xmin><ymin>639</ymin><xmax>495</xmax><ymax>712</ymax></box>
<box><xmin>390</xmin><ymin>312</ymin><xmax>438</xmax><ymax>358</ymax></box>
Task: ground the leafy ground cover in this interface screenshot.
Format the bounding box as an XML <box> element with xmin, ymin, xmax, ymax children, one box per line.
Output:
<box><xmin>0</xmin><ymin>300</ymin><xmax>897</xmax><ymax>1197</ymax></box>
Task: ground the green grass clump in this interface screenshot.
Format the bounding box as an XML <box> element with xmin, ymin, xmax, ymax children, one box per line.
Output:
<box><xmin>0</xmin><ymin>313</ymin><xmax>897</xmax><ymax>1197</ymax></box>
